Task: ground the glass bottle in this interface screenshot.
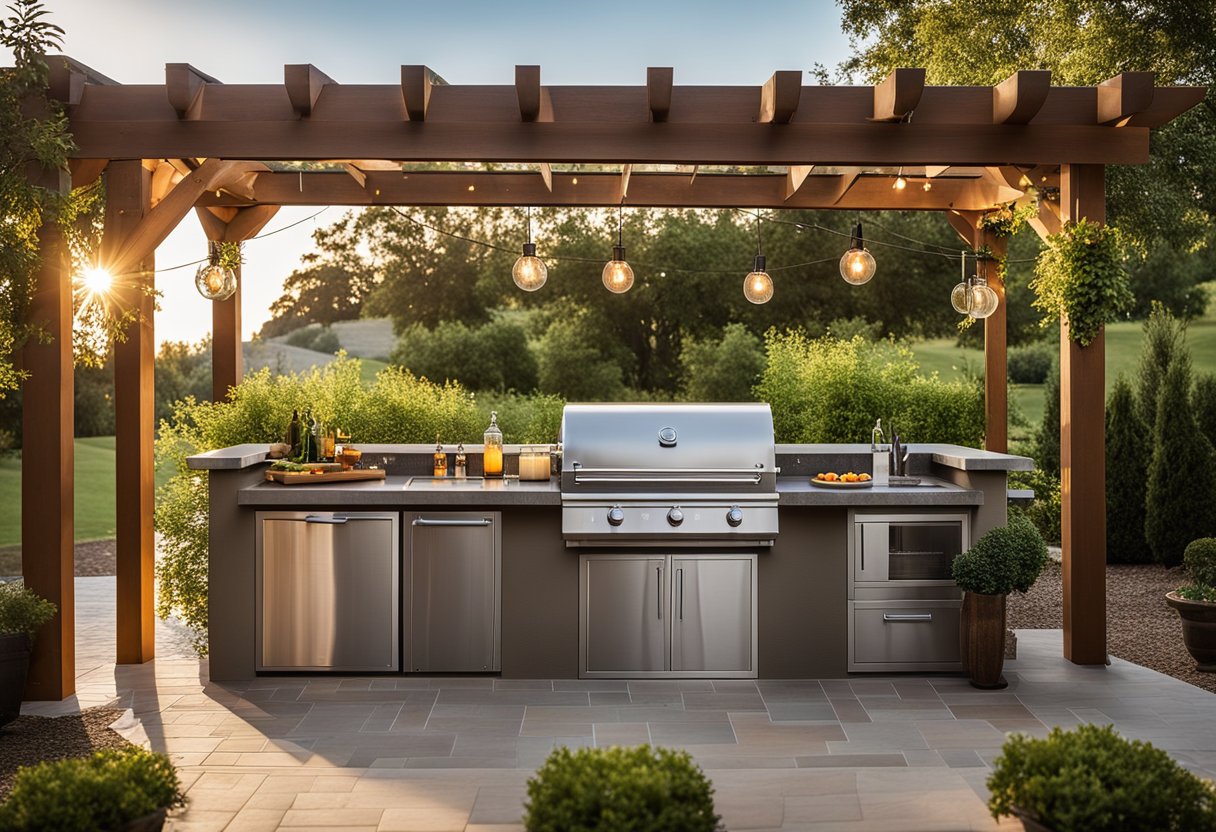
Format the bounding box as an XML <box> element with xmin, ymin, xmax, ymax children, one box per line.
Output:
<box><xmin>454</xmin><ymin>443</ymin><xmax>467</xmax><ymax>478</ymax></box>
<box><xmin>322</xmin><ymin>423</ymin><xmax>337</xmax><ymax>462</ymax></box>
<box><xmin>483</xmin><ymin>411</ymin><xmax>503</xmax><ymax>479</ymax></box>
<box><xmin>286</xmin><ymin>409</ymin><xmax>301</xmax><ymax>459</ymax></box>
<box><xmin>433</xmin><ymin>435</ymin><xmax>448</xmax><ymax>477</ymax></box>
<box><xmin>302</xmin><ymin>409</ymin><xmax>316</xmax><ymax>463</ymax></box>
<box><xmin>309</xmin><ymin>412</ymin><xmax>322</xmax><ymax>464</ymax></box>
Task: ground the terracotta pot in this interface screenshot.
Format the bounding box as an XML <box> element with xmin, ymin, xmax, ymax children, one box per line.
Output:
<box><xmin>0</xmin><ymin>633</ymin><xmax>31</xmax><ymax>728</ymax></box>
<box><xmin>1166</xmin><ymin>592</ymin><xmax>1216</xmax><ymax>672</ymax></box>
<box><xmin>123</xmin><ymin>808</ymin><xmax>168</xmax><ymax>832</ymax></box>
<box><xmin>960</xmin><ymin>592</ymin><xmax>1007</xmax><ymax>689</ymax></box>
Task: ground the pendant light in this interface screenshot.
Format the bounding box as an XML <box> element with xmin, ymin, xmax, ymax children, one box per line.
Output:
<box><xmin>839</xmin><ymin>222</ymin><xmax>876</xmax><ymax>285</ymax></box>
<box><xmin>743</xmin><ymin>211</ymin><xmax>773</xmax><ymax>304</ymax></box>
<box><xmin>511</xmin><ymin>206</ymin><xmax>547</xmax><ymax>291</ymax></box>
<box><xmin>602</xmin><ymin>204</ymin><xmax>634</xmax><ymax>294</ymax></box>
<box><xmin>195</xmin><ymin>243</ymin><xmax>237</xmax><ymax>301</ymax></box>
<box><xmin>950</xmin><ymin>251</ymin><xmax>973</xmax><ymax>314</ymax></box>
<box><xmin>892</xmin><ymin>167</ymin><xmax>907</xmax><ymax>190</ymax></box>
<box><xmin>970</xmin><ymin>275</ymin><xmax>1000</xmax><ymax>319</ymax></box>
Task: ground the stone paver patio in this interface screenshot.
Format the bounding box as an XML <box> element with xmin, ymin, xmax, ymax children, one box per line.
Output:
<box><xmin>21</xmin><ymin>588</ymin><xmax>1216</xmax><ymax>831</ymax></box>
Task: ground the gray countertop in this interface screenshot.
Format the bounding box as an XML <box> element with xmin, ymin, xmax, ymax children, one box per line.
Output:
<box><xmin>235</xmin><ymin>474</ymin><xmax>980</xmax><ymax>508</ymax></box>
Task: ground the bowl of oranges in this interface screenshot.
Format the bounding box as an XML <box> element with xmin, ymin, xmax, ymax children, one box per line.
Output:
<box><xmin>811</xmin><ymin>471</ymin><xmax>873</xmax><ymax>489</ymax></box>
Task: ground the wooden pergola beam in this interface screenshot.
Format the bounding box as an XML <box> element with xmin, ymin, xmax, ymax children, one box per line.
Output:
<box><xmin>166</xmin><ymin>63</ymin><xmax>219</xmax><ymax>119</ymax></box>
<box><xmin>196</xmin><ymin>169</ymin><xmax>1026</xmax><ymax>211</ymax></box>
<box><xmin>873</xmin><ymin>68</ymin><xmax>925</xmax><ymax>122</ymax></box>
<box><xmin>647</xmin><ymin>67</ymin><xmax>673</xmax><ymax>122</ymax></box>
<box><xmin>993</xmin><ymin>70</ymin><xmax>1051</xmax><ymax>124</ymax></box>
<box><xmin>784</xmin><ymin>165</ymin><xmax>813</xmax><ymax>201</ymax></box>
<box><xmin>759</xmin><ymin>71</ymin><xmax>802</xmax><ymax>123</ymax></box>
<box><xmin>285</xmin><ymin>64</ymin><xmax>335</xmax><ymax>117</ymax></box>
<box><xmin>1097</xmin><ymin>72</ymin><xmax>1155</xmax><ymax>125</ymax></box>
<box><xmin>401</xmin><ymin>65</ymin><xmax>437</xmax><ymax>122</ymax></box>
<box><xmin>516</xmin><ymin>65</ymin><xmax>541</xmax><ymax>122</ymax></box>
<box><xmin>538</xmin><ymin>163</ymin><xmax>553</xmax><ymax>191</ymax></box>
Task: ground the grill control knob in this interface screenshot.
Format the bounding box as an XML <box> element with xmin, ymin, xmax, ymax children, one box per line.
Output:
<box><xmin>607</xmin><ymin>506</ymin><xmax>625</xmax><ymax>526</ymax></box>
<box><xmin>726</xmin><ymin>506</ymin><xmax>744</xmax><ymax>527</ymax></box>
<box><xmin>667</xmin><ymin>507</ymin><xmax>684</xmax><ymax>526</ymax></box>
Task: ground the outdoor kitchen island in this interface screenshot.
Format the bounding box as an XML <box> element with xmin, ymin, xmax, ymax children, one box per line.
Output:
<box><xmin>191</xmin><ymin>408</ymin><xmax>1031</xmax><ymax>684</ymax></box>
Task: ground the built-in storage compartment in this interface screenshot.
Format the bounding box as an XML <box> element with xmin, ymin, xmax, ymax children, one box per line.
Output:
<box><xmin>404</xmin><ymin>512</ymin><xmax>501</xmax><ymax>672</ymax></box>
<box><xmin>256</xmin><ymin>511</ymin><xmax>399</xmax><ymax>672</ymax></box>
<box><xmin>848</xmin><ymin>511</ymin><xmax>969</xmax><ymax>672</ymax></box>
<box><xmin>580</xmin><ymin>553</ymin><xmax>757</xmax><ymax>679</ymax></box>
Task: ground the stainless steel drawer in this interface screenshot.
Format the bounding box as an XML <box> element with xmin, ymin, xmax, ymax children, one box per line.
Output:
<box><xmin>848</xmin><ymin>599</ymin><xmax>962</xmax><ymax>672</ymax></box>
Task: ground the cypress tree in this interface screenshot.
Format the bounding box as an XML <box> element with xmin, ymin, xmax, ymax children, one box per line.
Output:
<box><xmin>1105</xmin><ymin>376</ymin><xmax>1150</xmax><ymax>563</ymax></box>
<box><xmin>1145</xmin><ymin>360</ymin><xmax>1216</xmax><ymax>566</ymax></box>
<box><xmin>1034</xmin><ymin>364</ymin><xmax>1060</xmax><ymax>476</ymax></box>
<box><xmin>1194</xmin><ymin>373</ymin><xmax>1216</xmax><ymax>453</ymax></box>
<box><xmin>1137</xmin><ymin>302</ymin><xmax>1188</xmax><ymax>432</ymax></box>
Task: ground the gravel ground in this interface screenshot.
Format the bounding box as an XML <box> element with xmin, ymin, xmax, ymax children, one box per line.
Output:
<box><xmin>1008</xmin><ymin>560</ymin><xmax>1216</xmax><ymax>694</ymax></box>
<box><xmin>0</xmin><ymin>539</ymin><xmax>116</xmax><ymax>578</ymax></box>
<box><xmin>0</xmin><ymin>707</ymin><xmax>132</xmax><ymax>799</ymax></box>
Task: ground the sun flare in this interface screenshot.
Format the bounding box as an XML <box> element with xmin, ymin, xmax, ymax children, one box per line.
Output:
<box><xmin>79</xmin><ymin>266</ymin><xmax>113</xmax><ymax>296</ymax></box>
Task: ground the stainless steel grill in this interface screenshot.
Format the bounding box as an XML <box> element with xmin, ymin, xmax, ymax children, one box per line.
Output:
<box><xmin>560</xmin><ymin>403</ymin><xmax>779</xmax><ymax>547</ymax></box>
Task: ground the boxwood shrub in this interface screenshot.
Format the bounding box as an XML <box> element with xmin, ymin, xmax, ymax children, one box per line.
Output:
<box><xmin>987</xmin><ymin>724</ymin><xmax>1216</xmax><ymax>831</ymax></box>
<box><xmin>0</xmin><ymin>747</ymin><xmax>185</xmax><ymax>831</ymax></box>
<box><xmin>952</xmin><ymin>513</ymin><xmax>1048</xmax><ymax>596</ymax></box>
<box><xmin>523</xmin><ymin>745</ymin><xmax>722</xmax><ymax>832</ymax></box>
<box><xmin>1179</xmin><ymin>537</ymin><xmax>1216</xmax><ymax>602</ymax></box>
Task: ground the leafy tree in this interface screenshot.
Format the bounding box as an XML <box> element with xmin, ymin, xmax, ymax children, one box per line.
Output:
<box><xmin>1105</xmin><ymin>376</ymin><xmax>1150</xmax><ymax>563</ymax></box>
<box><xmin>680</xmin><ymin>323</ymin><xmax>765</xmax><ymax>402</ymax></box>
<box><xmin>1145</xmin><ymin>359</ymin><xmax>1216</xmax><ymax>566</ymax></box>
<box><xmin>391</xmin><ymin>318</ymin><xmax>538</xmax><ymax>393</ymax></box>
<box><xmin>154</xmin><ymin>339</ymin><xmax>212</xmax><ymax>424</ymax></box>
<box><xmin>1127</xmin><ymin>241</ymin><xmax>1210</xmax><ymax>321</ymax></box>
<box><xmin>536</xmin><ymin>315</ymin><xmax>626</xmax><ymax>401</ymax></box>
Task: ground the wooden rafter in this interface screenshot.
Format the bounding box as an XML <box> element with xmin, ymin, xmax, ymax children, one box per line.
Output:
<box><xmin>166</xmin><ymin>63</ymin><xmax>219</xmax><ymax>120</ymax></box>
<box><xmin>285</xmin><ymin>64</ymin><xmax>335</xmax><ymax>117</ymax></box>
<box><xmin>993</xmin><ymin>70</ymin><xmax>1051</xmax><ymax>124</ymax></box>
<box><xmin>516</xmin><ymin>65</ymin><xmax>541</xmax><ymax>122</ymax></box>
<box><xmin>759</xmin><ymin>71</ymin><xmax>802</xmax><ymax>123</ymax></box>
<box><xmin>401</xmin><ymin>65</ymin><xmax>438</xmax><ymax>122</ymax></box>
<box><xmin>647</xmin><ymin>67</ymin><xmax>673</xmax><ymax>122</ymax></box>
<box><xmin>1097</xmin><ymin>71</ymin><xmax>1155</xmax><ymax>126</ymax></box>
<box><xmin>872</xmin><ymin>68</ymin><xmax>924</xmax><ymax>122</ymax></box>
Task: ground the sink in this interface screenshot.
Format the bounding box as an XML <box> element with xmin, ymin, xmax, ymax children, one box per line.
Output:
<box><xmin>406</xmin><ymin>476</ymin><xmax>514</xmax><ymax>490</ymax></box>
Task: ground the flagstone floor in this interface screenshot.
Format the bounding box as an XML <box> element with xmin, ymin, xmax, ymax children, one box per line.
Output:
<box><xmin>21</xmin><ymin>586</ymin><xmax>1216</xmax><ymax>830</ymax></box>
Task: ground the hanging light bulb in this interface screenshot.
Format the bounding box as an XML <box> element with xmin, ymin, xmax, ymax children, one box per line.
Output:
<box><xmin>950</xmin><ymin>250</ymin><xmax>973</xmax><ymax>314</ymax></box>
<box><xmin>195</xmin><ymin>244</ymin><xmax>237</xmax><ymax>301</ymax></box>
<box><xmin>602</xmin><ymin>205</ymin><xmax>634</xmax><ymax>293</ymax></box>
<box><xmin>969</xmin><ymin>275</ymin><xmax>1000</xmax><ymax>319</ymax></box>
<box><xmin>512</xmin><ymin>206</ymin><xmax>547</xmax><ymax>291</ymax></box>
<box><xmin>743</xmin><ymin>212</ymin><xmax>773</xmax><ymax>303</ymax></box>
<box><xmin>839</xmin><ymin>222</ymin><xmax>876</xmax><ymax>285</ymax></box>
<box><xmin>892</xmin><ymin>167</ymin><xmax>907</xmax><ymax>190</ymax></box>
<box><xmin>922</xmin><ymin>180</ymin><xmax>933</xmax><ymax>191</ymax></box>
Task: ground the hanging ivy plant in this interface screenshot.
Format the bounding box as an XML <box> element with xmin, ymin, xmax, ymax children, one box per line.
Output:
<box><xmin>977</xmin><ymin>203</ymin><xmax>1033</xmax><ymax>238</ymax></box>
<box><xmin>1030</xmin><ymin>218</ymin><xmax>1132</xmax><ymax>347</ymax></box>
<box><xmin>215</xmin><ymin>241</ymin><xmax>243</xmax><ymax>271</ymax></box>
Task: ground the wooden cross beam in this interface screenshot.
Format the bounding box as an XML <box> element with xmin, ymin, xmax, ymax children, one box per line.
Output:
<box><xmin>873</xmin><ymin>68</ymin><xmax>925</xmax><ymax>122</ymax></box>
<box><xmin>993</xmin><ymin>70</ymin><xmax>1051</xmax><ymax>124</ymax></box>
<box><xmin>166</xmin><ymin>63</ymin><xmax>219</xmax><ymax>120</ymax></box>
<box><xmin>1097</xmin><ymin>72</ymin><xmax>1155</xmax><ymax>126</ymax></box>
<box><xmin>759</xmin><ymin>71</ymin><xmax>802</xmax><ymax>123</ymax></box>
<box><xmin>285</xmin><ymin>64</ymin><xmax>335</xmax><ymax>117</ymax></box>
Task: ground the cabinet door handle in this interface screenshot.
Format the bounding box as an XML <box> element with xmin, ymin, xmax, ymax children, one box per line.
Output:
<box><xmin>412</xmin><ymin>518</ymin><xmax>492</xmax><ymax>527</ymax></box>
<box><xmin>677</xmin><ymin>568</ymin><xmax>684</xmax><ymax>620</ymax></box>
<box><xmin>304</xmin><ymin>515</ymin><xmax>347</xmax><ymax>524</ymax></box>
<box><xmin>656</xmin><ymin>566</ymin><xmax>662</xmax><ymax>620</ymax></box>
<box><xmin>882</xmin><ymin>613</ymin><xmax>933</xmax><ymax>622</ymax></box>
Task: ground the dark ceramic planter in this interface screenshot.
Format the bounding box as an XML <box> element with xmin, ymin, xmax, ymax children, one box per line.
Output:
<box><xmin>1166</xmin><ymin>592</ymin><xmax>1216</xmax><ymax>672</ymax></box>
<box><xmin>123</xmin><ymin>807</ymin><xmax>168</xmax><ymax>832</ymax></box>
<box><xmin>1014</xmin><ymin>810</ymin><xmax>1053</xmax><ymax>832</ymax></box>
<box><xmin>0</xmin><ymin>633</ymin><xmax>31</xmax><ymax>728</ymax></box>
<box><xmin>960</xmin><ymin>592</ymin><xmax>1008</xmax><ymax>689</ymax></box>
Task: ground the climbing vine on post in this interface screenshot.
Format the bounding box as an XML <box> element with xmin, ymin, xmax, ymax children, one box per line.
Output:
<box><xmin>1030</xmin><ymin>219</ymin><xmax>1132</xmax><ymax>347</ymax></box>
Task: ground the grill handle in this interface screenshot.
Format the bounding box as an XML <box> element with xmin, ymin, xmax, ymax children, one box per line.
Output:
<box><xmin>572</xmin><ymin>467</ymin><xmax>770</xmax><ymax>486</ymax></box>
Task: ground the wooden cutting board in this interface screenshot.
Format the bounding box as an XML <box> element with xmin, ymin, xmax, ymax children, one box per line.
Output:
<box><xmin>265</xmin><ymin>468</ymin><xmax>386</xmax><ymax>485</ymax></box>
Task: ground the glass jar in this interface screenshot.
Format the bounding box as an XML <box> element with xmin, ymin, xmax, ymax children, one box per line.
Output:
<box><xmin>519</xmin><ymin>445</ymin><xmax>551</xmax><ymax>481</ymax></box>
<box><xmin>483</xmin><ymin>411</ymin><xmax>503</xmax><ymax>479</ymax></box>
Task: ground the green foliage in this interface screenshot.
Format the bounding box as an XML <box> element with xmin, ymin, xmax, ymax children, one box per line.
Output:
<box><xmin>392</xmin><ymin>318</ymin><xmax>539</xmax><ymax>392</ymax></box>
<box><xmin>1009</xmin><ymin>468</ymin><xmax>1061</xmax><ymax>545</ymax></box>
<box><xmin>679</xmin><ymin>323</ymin><xmax>764</xmax><ymax>402</ymax></box>
<box><xmin>1006</xmin><ymin>342</ymin><xmax>1053</xmax><ymax>385</ymax></box>
<box><xmin>523</xmin><ymin>745</ymin><xmax>722</xmax><ymax>832</ymax></box>
<box><xmin>0</xmin><ymin>747</ymin><xmax>185</xmax><ymax>832</ymax></box>
<box><xmin>1196</xmin><ymin>373</ymin><xmax>1216</xmax><ymax>453</ymax></box>
<box><xmin>1033</xmin><ymin>365</ymin><xmax>1060</xmax><ymax>476</ymax></box>
<box><xmin>1183</xmin><ymin>538</ymin><xmax>1216</xmax><ymax>601</ymax></box>
<box><xmin>286</xmin><ymin>325</ymin><xmax>341</xmax><ymax>354</ymax></box>
<box><xmin>480</xmin><ymin>393</ymin><xmax>565</xmax><ymax>444</ymax></box>
<box><xmin>1127</xmin><ymin>241</ymin><xmax>1211</xmax><ymax>321</ymax></box>
<box><xmin>977</xmin><ymin>204</ymin><xmax>1033</xmax><ymax>238</ymax></box>
<box><xmin>757</xmin><ymin>331</ymin><xmax>984</xmax><ymax>445</ymax></box>
<box><xmin>1031</xmin><ymin>220</ymin><xmax>1133</xmax><ymax>347</ymax></box>
<box><xmin>536</xmin><ymin>316</ymin><xmax>626</xmax><ymax>401</ymax></box>
<box><xmin>1105</xmin><ymin>376</ymin><xmax>1150</xmax><ymax>563</ymax></box>
<box><xmin>951</xmin><ymin>513</ymin><xmax>1048</xmax><ymax>596</ymax></box>
<box><xmin>1138</xmin><ymin>302</ymin><xmax>1189</xmax><ymax>430</ymax></box>
<box><xmin>0</xmin><ymin>581</ymin><xmax>56</xmax><ymax>638</ymax></box>
<box><xmin>1145</xmin><ymin>359</ymin><xmax>1216</xmax><ymax>566</ymax></box>
<box><xmin>986</xmin><ymin>724</ymin><xmax>1216</xmax><ymax>832</ymax></box>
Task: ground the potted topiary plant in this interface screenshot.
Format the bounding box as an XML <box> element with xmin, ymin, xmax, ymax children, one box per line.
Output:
<box><xmin>952</xmin><ymin>513</ymin><xmax>1048</xmax><ymax>689</ymax></box>
<box><xmin>0</xmin><ymin>747</ymin><xmax>186</xmax><ymax>831</ymax></box>
<box><xmin>523</xmin><ymin>744</ymin><xmax>722</xmax><ymax>832</ymax></box>
<box><xmin>0</xmin><ymin>581</ymin><xmax>57</xmax><ymax>727</ymax></box>
<box><xmin>987</xmin><ymin>724</ymin><xmax>1216</xmax><ymax>831</ymax></box>
<box><xmin>1166</xmin><ymin>537</ymin><xmax>1216</xmax><ymax>671</ymax></box>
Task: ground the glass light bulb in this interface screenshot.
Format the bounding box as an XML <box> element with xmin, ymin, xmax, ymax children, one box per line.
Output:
<box><xmin>195</xmin><ymin>262</ymin><xmax>236</xmax><ymax>301</ymax></box>
<box><xmin>893</xmin><ymin>176</ymin><xmax>907</xmax><ymax>190</ymax></box>
<box><xmin>970</xmin><ymin>283</ymin><xmax>1000</xmax><ymax>319</ymax></box>
<box><xmin>839</xmin><ymin>248</ymin><xmax>876</xmax><ymax>285</ymax></box>
<box><xmin>743</xmin><ymin>270</ymin><xmax>774</xmax><ymax>304</ymax></box>
<box><xmin>950</xmin><ymin>281</ymin><xmax>973</xmax><ymax>314</ymax></box>
<box><xmin>512</xmin><ymin>244</ymin><xmax>547</xmax><ymax>292</ymax></box>
<box><xmin>602</xmin><ymin>254</ymin><xmax>634</xmax><ymax>294</ymax></box>
<box><xmin>922</xmin><ymin>180</ymin><xmax>932</xmax><ymax>191</ymax></box>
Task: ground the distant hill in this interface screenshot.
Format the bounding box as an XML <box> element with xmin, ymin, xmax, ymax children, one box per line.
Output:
<box><xmin>261</xmin><ymin>318</ymin><xmax>396</xmax><ymax>361</ymax></box>
<box><xmin>242</xmin><ymin>341</ymin><xmax>338</xmax><ymax>375</ymax></box>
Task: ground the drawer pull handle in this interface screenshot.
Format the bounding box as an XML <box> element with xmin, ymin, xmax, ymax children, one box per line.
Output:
<box><xmin>412</xmin><ymin>518</ymin><xmax>492</xmax><ymax>527</ymax></box>
<box><xmin>882</xmin><ymin>613</ymin><xmax>933</xmax><ymax>622</ymax></box>
<box><xmin>304</xmin><ymin>515</ymin><xmax>348</xmax><ymax>524</ymax></box>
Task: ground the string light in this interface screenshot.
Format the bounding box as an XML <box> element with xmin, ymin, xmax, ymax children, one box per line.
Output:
<box><xmin>743</xmin><ymin>212</ymin><xmax>773</xmax><ymax>304</ymax></box>
<box><xmin>511</xmin><ymin>206</ymin><xmax>547</xmax><ymax>291</ymax></box>
<box><xmin>195</xmin><ymin>243</ymin><xmax>237</xmax><ymax>301</ymax></box>
<box><xmin>839</xmin><ymin>222</ymin><xmax>876</xmax><ymax>285</ymax></box>
<box><xmin>892</xmin><ymin>167</ymin><xmax>907</xmax><ymax>190</ymax></box>
<box><xmin>602</xmin><ymin>204</ymin><xmax>635</xmax><ymax>293</ymax></box>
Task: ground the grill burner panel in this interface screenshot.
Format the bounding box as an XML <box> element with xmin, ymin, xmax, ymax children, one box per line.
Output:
<box><xmin>560</xmin><ymin>404</ymin><xmax>779</xmax><ymax>547</ymax></box>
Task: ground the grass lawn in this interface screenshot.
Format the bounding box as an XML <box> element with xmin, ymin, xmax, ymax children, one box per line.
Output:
<box><xmin>0</xmin><ymin>437</ymin><xmax>176</xmax><ymax>548</ymax></box>
<box><xmin>359</xmin><ymin>357</ymin><xmax>388</xmax><ymax>384</ymax></box>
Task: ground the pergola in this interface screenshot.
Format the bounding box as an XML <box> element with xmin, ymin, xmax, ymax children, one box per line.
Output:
<box><xmin>20</xmin><ymin>59</ymin><xmax>1204</xmax><ymax>699</ymax></box>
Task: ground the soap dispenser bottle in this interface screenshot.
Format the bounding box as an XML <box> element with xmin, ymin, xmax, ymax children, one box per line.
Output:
<box><xmin>871</xmin><ymin>418</ymin><xmax>890</xmax><ymax>486</ymax></box>
<box><xmin>483</xmin><ymin>411</ymin><xmax>503</xmax><ymax>479</ymax></box>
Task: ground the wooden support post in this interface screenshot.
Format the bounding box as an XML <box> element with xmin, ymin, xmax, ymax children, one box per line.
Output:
<box><xmin>105</xmin><ymin>160</ymin><xmax>157</xmax><ymax>665</ymax></box>
<box><xmin>981</xmin><ymin>232</ymin><xmax>1009</xmax><ymax>453</ymax></box>
<box><xmin>212</xmin><ymin>262</ymin><xmax>242</xmax><ymax>402</ymax></box>
<box><xmin>1059</xmin><ymin>163</ymin><xmax>1107</xmax><ymax>665</ymax></box>
<box><xmin>21</xmin><ymin>166</ymin><xmax>74</xmax><ymax>700</ymax></box>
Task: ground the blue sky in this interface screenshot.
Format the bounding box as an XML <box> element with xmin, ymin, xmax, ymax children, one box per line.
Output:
<box><xmin>6</xmin><ymin>0</ymin><xmax>855</xmax><ymax>345</ymax></box>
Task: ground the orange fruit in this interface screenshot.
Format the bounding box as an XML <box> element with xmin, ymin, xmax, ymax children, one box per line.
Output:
<box><xmin>859</xmin><ymin>473</ymin><xmax>871</xmax><ymax>482</ymax></box>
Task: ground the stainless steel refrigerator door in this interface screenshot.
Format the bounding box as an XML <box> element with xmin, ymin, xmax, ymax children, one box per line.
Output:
<box><xmin>670</xmin><ymin>555</ymin><xmax>757</xmax><ymax>676</ymax></box>
<box><xmin>405</xmin><ymin>513</ymin><xmax>501</xmax><ymax>672</ymax></box>
<box><xmin>580</xmin><ymin>555</ymin><xmax>668</xmax><ymax>676</ymax></box>
<box><xmin>256</xmin><ymin>512</ymin><xmax>399</xmax><ymax>672</ymax></box>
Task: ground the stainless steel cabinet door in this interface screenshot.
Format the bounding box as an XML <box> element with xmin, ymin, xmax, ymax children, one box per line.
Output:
<box><xmin>406</xmin><ymin>513</ymin><xmax>501</xmax><ymax>672</ymax></box>
<box><xmin>670</xmin><ymin>556</ymin><xmax>756</xmax><ymax>674</ymax></box>
<box><xmin>257</xmin><ymin>512</ymin><xmax>399</xmax><ymax>672</ymax></box>
<box><xmin>581</xmin><ymin>556</ymin><xmax>668</xmax><ymax>675</ymax></box>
